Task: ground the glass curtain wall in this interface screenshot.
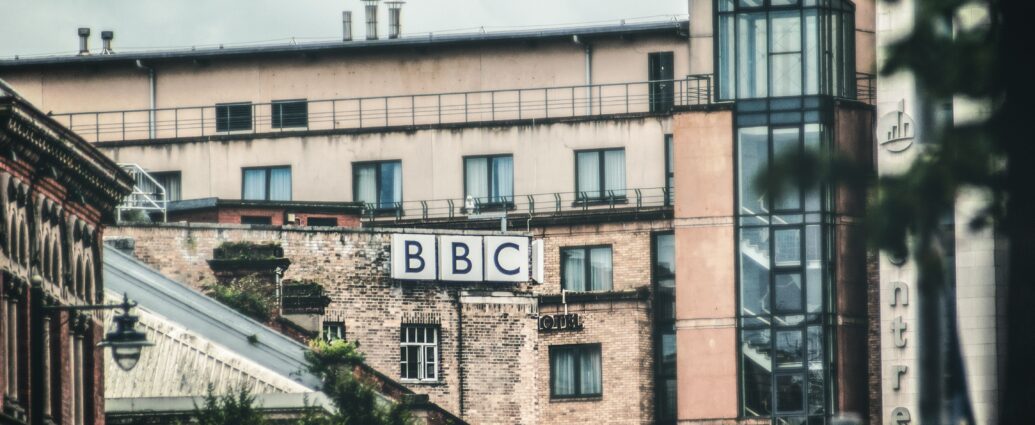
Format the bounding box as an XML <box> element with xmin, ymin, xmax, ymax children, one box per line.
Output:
<box><xmin>736</xmin><ymin>98</ymin><xmax>834</xmax><ymax>424</ymax></box>
<box><xmin>717</xmin><ymin>0</ymin><xmax>855</xmax><ymax>101</ymax></box>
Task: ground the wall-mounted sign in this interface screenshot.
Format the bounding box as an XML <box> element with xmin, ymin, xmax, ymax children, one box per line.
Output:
<box><xmin>390</xmin><ymin>234</ymin><xmax>543</xmax><ymax>283</ymax></box>
<box><xmin>538</xmin><ymin>313</ymin><xmax>583</xmax><ymax>332</ymax></box>
<box><xmin>877</xmin><ymin>99</ymin><xmax>916</xmax><ymax>153</ymax></box>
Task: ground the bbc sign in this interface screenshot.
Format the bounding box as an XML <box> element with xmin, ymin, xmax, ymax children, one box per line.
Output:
<box><xmin>390</xmin><ymin>234</ymin><xmax>542</xmax><ymax>283</ymax></box>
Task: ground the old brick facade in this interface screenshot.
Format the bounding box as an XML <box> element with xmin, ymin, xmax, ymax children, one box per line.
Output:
<box><xmin>0</xmin><ymin>83</ymin><xmax>133</xmax><ymax>425</ymax></box>
<box><xmin>106</xmin><ymin>216</ymin><xmax>673</xmax><ymax>425</ymax></box>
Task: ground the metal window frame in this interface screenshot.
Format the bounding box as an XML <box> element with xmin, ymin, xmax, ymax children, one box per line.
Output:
<box><xmin>215</xmin><ymin>102</ymin><xmax>253</xmax><ymax>132</ymax></box>
<box><xmin>651</xmin><ymin>231</ymin><xmax>677</xmax><ymax>422</ymax></box>
<box><xmin>352</xmin><ymin>160</ymin><xmax>403</xmax><ymax>212</ymax></box>
<box><xmin>271</xmin><ymin>98</ymin><xmax>309</xmax><ymax>129</ymax></box>
<box><xmin>573</xmin><ymin>148</ymin><xmax>626</xmax><ymax>202</ymax></box>
<box><xmin>559</xmin><ymin>245</ymin><xmax>613</xmax><ymax>292</ymax></box>
<box><xmin>548</xmin><ymin>343</ymin><xmax>603</xmax><ymax>399</ymax></box>
<box><xmin>462</xmin><ymin>154</ymin><xmax>515</xmax><ymax>208</ymax></box>
<box><xmin>322</xmin><ymin>321</ymin><xmax>345</xmax><ymax>342</ymax></box>
<box><xmin>240</xmin><ymin>165</ymin><xmax>291</xmax><ymax>201</ymax></box>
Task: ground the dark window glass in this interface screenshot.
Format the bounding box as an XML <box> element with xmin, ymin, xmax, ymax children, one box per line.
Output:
<box><xmin>216</xmin><ymin>102</ymin><xmax>252</xmax><ymax>132</ymax></box>
<box><xmin>648</xmin><ymin>52</ymin><xmax>675</xmax><ymax>112</ymax></box>
<box><xmin>322</xmin><ymin>322</ymin><xmax>345</xmax><ymax>342</ymax></box>
<box><xmin>272</xmin><ymin>99</ymin><xmax>308</xmax><ymax>129</ymax></box>
<box><xmin>575</xmin><ymin>149</ymin><xmax>625</xmax><ymax>201</ymax></box>
<box><xmin>242</xmin><ymin>166</ymin><xmax>291</xmax><ymax>201</ymax></box>
<box><xmin>354</xmin><ymin>161</ymin><xmax>402</xmax><ymax>210</ymax></box>
<box><xmin>307</xmin><ymin>217</ymin><xmax>338</xmax><ymax>227</ymax></box>
<box><xmin>776</xmin><ymin>374</ymin><xmax>805</xmax><ymax>413</ymax></box>
<box><xmin>241</xmin><ymin>216</ymin><xmax>272</xmax><ymax>225</ymax></box>
<box><xmin>549</xmin><ymin>344</ymin><xmax>602</xmax><ymax>398</ymax></box>
<box><xmin>665</xmin><ymin>135</ymin><xmax>674</xmax><ymax>205</ymax></box>
<box><xmin>139</xmin><ymin>171</ymin><xmax>181</xmax><ymax>202</ymax></box>
<box><xmin>561</xmin><ymin>246</ymin><xmax>612</xmax><ymax>292</ymax></box>
<box><xmin>464</xmin><ymin>155</ymin><xmax>514</xmax><ymax>206</ymax></box>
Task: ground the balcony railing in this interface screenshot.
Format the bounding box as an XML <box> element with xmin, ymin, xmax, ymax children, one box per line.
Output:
<box><xmin>361</xmin><ymin>186</ymin><xmax>673</xmax><ymax>224</ymax></box>
<box><xmin>51</xmin><ymin>76</ymin><xmax>715</xmax><ymax>143</ymax></box>
<box><xmin>856</xmin><ymin>72</ymin><xmax>875</xmax><ymax>105</ymax></box>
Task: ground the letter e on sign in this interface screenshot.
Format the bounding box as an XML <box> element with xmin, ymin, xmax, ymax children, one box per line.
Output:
<box><xmin>438</xmin><ymin>235</ymin><xmax>484</xmax><ymax>282</ymax></box>
<box><xmin>484</xmin><ymin>236</ymin><xmax>528</xmax><ymax>282</ymax></box>
<box><xmin>391</xmin><ymin>234</ymin><xmax>438</xmax><ymax>280</ymax></box>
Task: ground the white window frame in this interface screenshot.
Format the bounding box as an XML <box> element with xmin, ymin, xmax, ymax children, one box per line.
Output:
<box><xmin>400</xmin><ymin>325</ymin><xmax>439</xmax><ymax>382</ymax></box>
<box><xmin>323</xmin><ymin>321</ymin><xmax>345</xmax><ymax>342</ymax></box>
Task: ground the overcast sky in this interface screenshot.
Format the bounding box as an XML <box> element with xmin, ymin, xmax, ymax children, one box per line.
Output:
<box><xmin>1</xmin><ymin>0</ymin><xmax>688</xmax><ymax>59</ymax></box>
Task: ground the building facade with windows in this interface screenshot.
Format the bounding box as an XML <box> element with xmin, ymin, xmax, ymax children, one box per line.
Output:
<box><xmin>0</xmin><ymin>1</ymin><xmax>878</xmax><ymax>422</ymax></box>
<box><xmin>0</xmin><ymin>81</ymin><xmax>133</xmax><ymax>425</ymax></box>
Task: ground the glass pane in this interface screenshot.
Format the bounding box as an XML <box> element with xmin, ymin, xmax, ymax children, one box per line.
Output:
<box><xmin>740</xmin><ymin>227</ymin><xmax>771</xmax><ymax>316</ymax></box>
<box><xmin>242</xmin><ymin>169</ymin><xmax>267</xmax><ymax>200</ymax></box>
<box><xmin>661</xmin><ymin>332</ymin><xmax>676</xmax><ymax>375</ymax></box>
<box><xmin>738</xmin><ymin>12</ymin><xmax>768</xmax><ymax>98</ymax></box>
<box><xmin>562</xmin><ymin>249</ymin><xmax>586</xmax><ymax>291</ymax></box>
<box><xmin>405</xmin><ymin>346</ymin><xmax>419</xmax><ymax>379</ymax></box>
<box><xmin>465</xmin><ymin>157</ymin><xmax>488</xmax><ymax>202</ymax></box>
<box><xmin>379</xmin><ymin>162</ymin><xmax>402</xmax><ymax>208</ymax></box>
<box><xmin>491</xmin><ymin>156</ymin><xmax>514</xmax><ymax>203</ymax></box>
<box><xmin>579</xmin><ymin>347</ymin><xmax>602</xmax><ymax>395</ymax></box>
<box><xmin>603</xmin><ymin>150</ymin><xmax>626</xmax><ymax>197</ymax></box>
<box><xmin>552</xmin><ymin>349</ymin><xmax>576</xmax><ymax>396</ymax></box>
<box><xmin>804</xmin><ymin>9</ymin><xmax>819</xmax><ymax>94</ymax></box>
<box><xmin>354</xmin><ymin>164</ymin><xmax>377</xmax><ymax>205</ymax></box>
<box><xmin>775</xmin><ymin>330</ymin><xmax>804</xmax><ymax>368</ymax></box>
<box><xmin>576</xmin><ymin>152</ymin><xmax>600</xmax><ymax>198</ymax></box>
<box><xmin>803</xmin><ymin>124</ymin><xmax>821</xmax><ymax>210</ymax></box>
<box><xmin>424</xmin><ymin>346</ymin><xmax>436</xmax><ymax>379</ymax></box>
<box><xmin>738</xmin><ymin>127</ymin><xmax>769</xmax><ymax>214</ymax></box>
<box><xmin>808</xmin><ymin>368</ymin><xmax>825</xmax><ymax>414</ymax></box>
<box><xmin>776</xmin><ymin>374</ymin><xmax>805</xmax><ymax>412</ymax></box>
<box><xmin>718</xmin><ymin>15</ymin><xmax>737</xmax><ymax>99</ymax></box>
<box><xmin>719</xmin><ymin>0</ymin><xmax>735</xmax><ymax>12</ymax></box>
<box><xmin>655</xmin><ymin>234</ymin><xmax>675</xmax><ymax>282</ymax></box>
<box><xmin>742</xmin><ymin>329</ymin><xmax>772</xmax><ymax>416</ymax></box>
<box><xmin>772</xmin><ymin>53</ymin><xmax>803</xmax><ymax>97</ymax></box>
<box><xmin>773</xmin><ymin>227</ymin><xmax>801</xmax><ymax>266</ymax></box>
<box><xmin>775</xmin><ymin>272</ymin><xmax>803</xmax><ymax>313</ymax></box>
<box><xmin>773</xmin><ymin>127</ymin><xmax>801</xmax><ymax>210</ymax></box>
<box><xmin>589</xmin><ymin>247</ymin><xmax>613</xmax><ymax>291</ymax></box>
<box><xmin>772</xmin><ymin>0</ymin><xmax>799</xmax><ymax>4</ymax></box>
<box><xmin>739</xmin><ymin>0</ymin><xmax>763</xmax><ymax>7</ymax></box>
<box><xmin>269</xmin><ymin>168</ymin><xmax>292</xmax><ymax>201</ymax></box>
<box><xmin>805</xmin><ymin>225</ymin><xmax>823</xmax><ymax>313</ymax></box>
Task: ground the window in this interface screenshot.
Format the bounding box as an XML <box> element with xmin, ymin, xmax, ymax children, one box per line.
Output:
<box><xmin>575</xmin><ymin>149</ymin><xmax>625</xmax><ymax>201</ymax></box>
<box><xmin>272</xmin><ymin>99</ymin><xmax>308</xmax><ymax>129</ymax></box>
<box><xmin>550</xmin><ymin>344</ymin><xmax>602</xmax><ymax>398</ymax></box>
<box><xmin>307</xmin><ymin>217</ymin><xmax>338</xmax><ymax>227</ymax></box>
<box><xmin>653</xmin><ymin>233</ymin><xmax>677</xmax><ymax>422</ymax></box>
<box><xmin>716</xmin><ymin>0</ymin><xmax>856</xmax><ymax>100</ymax></box>
<box><xmin>353</xmin><ymin>161</ymin><xmax>402</xmax><ymax>210</ymax></box>
<box><xmin>241</xmin><ymin>216</ymin><xmax>273</xmax><ymax>225</ymax></box>
<box><xmin>400</xmin><ymin>325</ymin><xmax>438</xmax><ymax>382</ymax></box>
<box><xmin>323</xmin><ymin>321</ymin><xmax>345</xmax><ymax>342</ymax></box>
<box><xmin>464</xmin><ymin>155</ymin><xmax>513</xmax><ymax>207</ymax></box>
<box><xmin>139</xmin><ymin>171</ymin><xmax>181</xmax><ymax>202</ymax></box>
<box><xmin>561</xmin><ymin>246</ymin><xmax>612</xmax><ymax>292</ymax></box>
<box><xmin>648</xmin><ymin>52</ymin><xmax>675</xmax><ymax>112</ymax></box>
<box><xmin>242</xmin><ymin>166</ymin><xmax>292</xmax><ymax>201</ymax></box>
<box><xmin>664</xmin><ymin>135</ymin><xmax>674</xmax><ymax>205</ymax></box>
<box><xmin>215</xmin><ymin>102</ymin><xmax>252</xmax><ymax>132</ymax></box>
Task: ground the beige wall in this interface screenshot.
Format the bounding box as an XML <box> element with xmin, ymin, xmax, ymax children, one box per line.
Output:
<box><xmin>101</xmin><ymin>117</ymin><xmax>672</xmax><ymax>204</ymax></box>
<box><xmin>1</xmin><ymin>35</ymin><xmax>689</xmax><ymax>116</ymax></box>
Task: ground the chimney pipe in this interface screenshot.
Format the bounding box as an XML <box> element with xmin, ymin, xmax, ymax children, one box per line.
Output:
<box><xmin>342</xmin><ymin>11</ymin><xmax>353</xmax><ymax>42</ymax></box>
<box><xmin>387</xmin><ymin>1</ymin><xmax>404</xmax><ymax>39</ymax></box>
<box><xmin>101</xmin><ymin>30</ymin><xmax>114</xmax><ymax>55</ymax></box>
<box><xmin>363</xmin><ymin>0</ymin><xmax>379</xmax><ymax>40</ymax></box>
<box><xmin>77</xmin><ymin>27</ymin><xmax>91</xmax><ymax>56</ymax></box>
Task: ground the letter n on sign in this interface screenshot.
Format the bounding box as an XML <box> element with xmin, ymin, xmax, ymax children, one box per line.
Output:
<box><xmin>391</xmin><ymin>234</ymin><xmax>438</xmax><ymax>280</ymax></box>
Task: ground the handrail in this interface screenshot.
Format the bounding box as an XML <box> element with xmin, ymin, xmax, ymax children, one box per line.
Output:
<box><xmin>50</xmin><ymin>77</ymin><xmax>717</xmax><ymax>143</ymax></box>
<box><xmin>116</xmin><ymin>163</ymin><xmax>168</xmax><ymax>223</ymax></box>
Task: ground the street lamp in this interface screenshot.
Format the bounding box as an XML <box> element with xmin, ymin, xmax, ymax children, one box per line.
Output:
<box><xmin>98</xmin><ymin>294</ymin><xmax>153</xmax><ymax>371</ymax></box>
<box><xmin>39</xmin><ymin>275</ymin><xmax>153</xmax><ymax>372</ymax></box>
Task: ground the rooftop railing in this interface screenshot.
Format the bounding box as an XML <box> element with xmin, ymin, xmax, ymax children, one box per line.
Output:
<box><xmin>116</xmin><ymin>163</ymin><xmax>168</xmax><ymax>222</ymax></box>
<box><xmin>856</xmin><ymin>72</ymin><xmax>875</xmax><ymax>105</ymax></box>
<box><xmin>51</xmin><ymin>76</ymin><xmax>715</xmax><ymax>143</ymax></box>
<box><xmin>361</xmin><ymin>186</ymin><xmax>673</xmax><ymax>225</ymax></box>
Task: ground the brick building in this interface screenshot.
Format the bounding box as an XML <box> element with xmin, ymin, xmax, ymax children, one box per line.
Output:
<box><xmin>0</xmin><ymin>80</ymin><xmax>133</xmax><ymax>425</ymax></box>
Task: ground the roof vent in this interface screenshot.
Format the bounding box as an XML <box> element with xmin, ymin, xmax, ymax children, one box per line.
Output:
<box><xmin>101</xmin><ymin>31</ymin><xmax>115</xmax><ymax>55</ymax></box>
<box><xmin>342</xmin><ymin>11</ymin><xmax>353</xmax><ymax>42</ymax></box>
<box><xmin>387</xmin><ymin>1</ymin><xmax>404</xmax><ymax>39</ymax></box>
<box><xmin>77</xmin><ymin>27</ymin><xmax>91</xmax><ymax>56</ymax></box>
<box><xmin>363</xmin><ymin>0</ymin><xmax>379</xmax><ymax>40</ymax></box>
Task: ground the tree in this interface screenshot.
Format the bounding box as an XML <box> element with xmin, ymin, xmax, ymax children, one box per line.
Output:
<box><xmin>191</xmin><ymin>385</ymin><xmax>269</xmax><ymax>425</ymax></box>
<box><xmin>304</xmin><ymin>339</ymin><xmax>413</xmax><ymax>425</ymax></box>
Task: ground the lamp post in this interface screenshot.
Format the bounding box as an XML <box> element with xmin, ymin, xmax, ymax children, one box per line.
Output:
<box><xmin>39</xmin><ymin>276</ymin><xmax>153</xmax><ymax>372</ymax></box>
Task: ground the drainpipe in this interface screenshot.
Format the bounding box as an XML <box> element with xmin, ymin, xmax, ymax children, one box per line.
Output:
<box><xmin>134</xmin><ymin>60</ymin><xmax>156</xmax><ymax>139</ymax></box>
<box><xmin>573</xmin><ymin>35</ymin><xmax>592</xmax><ymax>115</ymax></box>
<box><xmin>454</xmin><ymin>290</ymin><xmax>466</xmax><ymax>418</ymax></box>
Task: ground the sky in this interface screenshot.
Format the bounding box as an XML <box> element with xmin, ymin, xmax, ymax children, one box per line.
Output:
<box><xmin>0</xmin><ymin>0</ymin><xmax>688</xmax><ymax>59</ymax></box>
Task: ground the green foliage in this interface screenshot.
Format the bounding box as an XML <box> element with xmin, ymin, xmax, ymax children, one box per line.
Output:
<box><xmin>204</xmin><ymin>274</ymin><xmax>275</xmax><ymax>322</ymax></box>
<box><xmin>304</xmin><ymin>340</ymin><xmax>413</xmax><ymax>425</ymax></box>
<box><xmin>191</xmin><ymin>385</ymin><xmax>268</xmax><ymax>425</ymax></box>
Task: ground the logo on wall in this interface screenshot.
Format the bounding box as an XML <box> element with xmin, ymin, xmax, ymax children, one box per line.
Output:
<box><xmin>390</xmin><ymin>233</ymin><xmax>543</xmax><ymax>283</ymax></box>
<box><xmin>538</xmin><ymin>313</ymin><xmax>584</xmax><ymax>332</ymax></box>
<box><xmin>877</xmin><ymin>99</ymin><xmax>916</xmax><ymax>153</ymax></box>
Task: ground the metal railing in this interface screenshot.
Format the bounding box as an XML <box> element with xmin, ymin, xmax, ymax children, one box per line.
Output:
<box><xmin>362</xmin><ymin>186</ymin><xmax>673</xmax><ymax>224</ymax></box>
<box><xmin>51</xmin><ymin>76</ymin><xmax>715</xmax><ymax>143</ymax></box>
<box><xmin>116</xmin><ymin>163</ymin><xmax>167</xmax><ymax>222</ymax></box>
<box><xmin>856</xmin><ymin>72</ymin><xmax>875</xmax><ymax>105</ymax></box>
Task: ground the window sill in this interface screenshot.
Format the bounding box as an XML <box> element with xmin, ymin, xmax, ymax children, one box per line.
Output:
<box><xmin>400</xmin><ymin>379</ymin><xmax>443</xmax><ymax>386</ymax></box>
<box><xmin>549</xmin><ymin>395</ymin><xmax>603</xmax><ymax>403</ymax></box>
